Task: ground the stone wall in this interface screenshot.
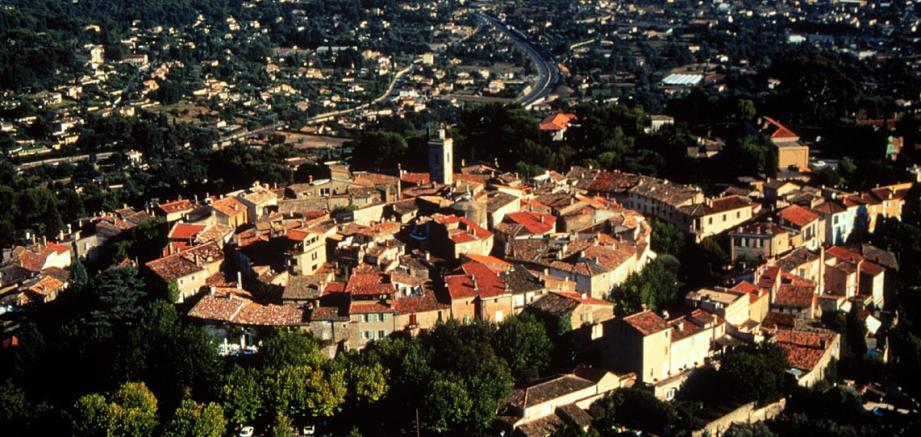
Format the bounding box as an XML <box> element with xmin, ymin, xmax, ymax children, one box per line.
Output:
<box><xmin>692</xmin><ymin>398</ymin><xmax>786</xmax><ymax>437</ymax></box>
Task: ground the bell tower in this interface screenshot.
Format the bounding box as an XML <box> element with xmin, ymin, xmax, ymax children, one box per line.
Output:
<box><xmin>428</xmin><ymin>127</ymin><xmax>453</xmax><ymax>185</ymax></box>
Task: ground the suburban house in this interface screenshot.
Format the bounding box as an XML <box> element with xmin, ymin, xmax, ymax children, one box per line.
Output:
<box><xmin>539</xmin><ymin>112</ymin><xmax>578</xmax><ymax>141</ymax></box>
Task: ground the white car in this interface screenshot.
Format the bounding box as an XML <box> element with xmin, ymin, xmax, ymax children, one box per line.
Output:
<box><xmin>238</xmin><ymin>426</ymin><xmax>255</xmax><ymax>437</ymax></box>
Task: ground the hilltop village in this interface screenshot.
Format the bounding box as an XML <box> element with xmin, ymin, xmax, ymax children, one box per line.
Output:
<box><xmin>3</xmin><ymin>119</ymin><xmax>914</xmax><ymax>435</ymax></box>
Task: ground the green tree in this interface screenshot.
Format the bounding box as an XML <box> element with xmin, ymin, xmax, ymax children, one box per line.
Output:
<box><xmin>270</xmin><ymin>413</ymin><xmax>296</xmax><ymax>437</ymax></box>
<box><xmin>650</xmin><ymin>218</ymin><xmax>685</xmax><ymax>257</ymax></box>
<box><xmin>724</xmin><ymin>422</ymin><xmax>777</xmax><ymax>437</ymax></box>
<box><xmin>260</xmin><ymin>329</ymin><xmax>324</xmax><ymax>371</ymax></box>
<box><xmin>163</xmin><ymin>399</ymin><xmax>227</xmax><ymax>437</ymax></box>
<box><xmin>423</xmin><ymin>374</ymin><xmax>473</xmax><ymax>433</ymax></box>
<box><xmin>610</xmin><ymin>259</ymin><xmax>679</xmax><ymax>315</ymax></box>
<box><xmin>719</xmin><ymin>343</ymin><xmax>790</xmax><ymax>404</ymax></box>
<box><xmin>736</xmin><ymin>98</ymin><xmax>757</xmax><ymax>121</ymax></box>
<box><xmin>73</xmin><ymin>382</ymin><xmax>158</xmax><ymax>437</ymax></box>
<box><xmin>494</xmin><ymin>314</ymin><xmax>552</xmax><ymax>381</ymax></box>
<box><xmin>347</xmin><ymin>362</ymin><xmax>389</xmax><ymax>404</ymax></box>
<box><xmin>269</xmin><ymin>364</ymin><xmax>347</xmax><ymax>420</ymax></box>
<box><xmin>220</xmin><ymin>366</ymin><xmax>264</xmax><ymax>426</ymax></box>
<box><xmin>350</xmin><ymin>131</ymin><xmax>409</xmax><ymax>170</ymax></box>
<box><xmin>590</xmin><ymin>387</ymin><xmax>677</xmax><ymax>434</ymax></box>
<box><xmin>73</xmin><ymin>393</ymin><xmax>111</xmax><ymax>436</ymax></box>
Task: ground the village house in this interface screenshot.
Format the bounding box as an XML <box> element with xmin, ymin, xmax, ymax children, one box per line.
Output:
<box><xmin>776</xmin><ymin>204</ymin><xmax>825</xmax><ymax>251</ymax></box>
<box><xmin>210</xmin><ymin>196</ymin><xmax>249</xmax><ymax>228</ymax></box>
<box><xmin>411</xmin><ymin>213</ymin><xmax>494</xmax><ymax>260</ymax></box>
<box><xmin>506</xmin><ymin>237</ymin><xmax>651</xmax><ymax>300</ymax></box>
<box><xmin>146</xmin><ymin>243</ymin><xmax>224</xmax><ymax>302</ymax></box>
<box><xmin>729</xmin><ymin>221</ymin><xmax>794</xmax><ymax>263</ymax></box>
<box><xmin>528</xmin><ymin>291</ymin><xmax>614</xmax><ymax>340</ymax></box>
<box><xmin>156</xmin><ymin>198</ymin><xmax>198</xmax><ymax>222</ymax></box>
<box><xmin>773</xmin><ymin>328</ymin><xmax>840</xmax><ymax>387</ymax></box>
<box><xmin>679</xmin><ymin>195</ymin><xmax>754</xmax><ymax>241</ymax></box>
<box><xmin>604</xmin><ymin>309</ymin><xmax>727</xmax><ymax>399</ymax></box>
<box><xmin>499</xmin><ymin>365</ymin><xmax>635</xmax><ymax>436</ymax></box>
<box><xmin>444</xmin><ymin>259</ymin><xmax>513</xmax><ymax>324</ymax></box>
<box><xmin>761</xmin><ymin>117</ymin><xmax>809</xmax><ymax>172</ymax></box>
<box><xmin>187</xmin><ymin>288</ymin><xmax>305</xmax><ymax>355</ymax></box>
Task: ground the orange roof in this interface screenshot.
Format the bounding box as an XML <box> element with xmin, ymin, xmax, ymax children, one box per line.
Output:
<box><xmin>540</xmin><ymin>112</ymin><xmax>577</xmax><ymax>131</ymax></box>
<box><xmin>505</xmin><ymin>211</ymin><xmax>556</xmax><ymax>235</ymax></box>
<box><xmin>158</xmin><ymin>199</ymin><xmax>196</xmax><ymax>215</ymax></box>
<box><xmin>623</xmin><ymin>311</ymin><xmax>668</xmax><ymax>336</ymax></box>
<box><xmin>345</xmin><ymin>273</ymin><xmax>395</xmax><ymax>296</ymax></box>
<box><xmin>763</xmin><ymin>117</ymin><xmax>799</xmax><ymax>141</ymax></box>
<box><xmin>551</xmin><ymin>291</ymin><xmax>612</xmax><ymax>307</ymax></box>
<box><xmin>463</xmin><ymin>253</ymin><xmax>512</xmax><ymax>273</ymax></box>
<box><xmin>170</xmin><ymin>223</ymin><xmax>206</xmax><ymax>240</ymax></box>
<box><xmin>777</xmin><ymin>204</ymin><xmax>818</xmax><ymax>228</ymax></box>
<box><xmin>211</xmin><ymin>196</ymin><xmax>247</xmax><ymax>217</ymax></box>
<box><xmin>446</xmin><ymin>261</ymin><xmax>508</xmax><ymax>300</ymax></box>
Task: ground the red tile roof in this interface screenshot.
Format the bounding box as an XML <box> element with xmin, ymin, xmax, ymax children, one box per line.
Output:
<box><xmin>623</xmin><ymin>311</ymin><xmax>668</xmax><ymax>336</ymax></box>
<box><xmin>345</xmin><ymin>273</ymin><xmax>395</xmax><ymax>296</ymax></box>
<box><xmin>551</xmin><ymin>291</ymin><xmax>613</xmax><ymax>307</ymax></box>
<box><xmin>763</xmin><ymin>117</ymin><xmax>799</xmax><ymax>141</ymax></box>
<box><xmin>777</xmin><ymin>204</ymin><xmax>819</xmax><ymax>228</ymax></box>
<box><xmin>462</xmin><ymin>253</ymin><xmax>512</xmax><ymax>273</ymax></box>
<box><xmin>446</xmin><ymin>261</ymin><xmax>508</xmax><ymax>300</ymax></box>
<box><xmin>211</xmin><ymin>196</ymin><xmax>248</xmax><ymax>217</ymax></box>
<box><xmin>539</xmin><ymin>112</ymin><xmax>577</xmax><ymax>131</ymax></box>
<box><xmin>504</xmin><ymin>211</ymin><xmax>556</xmax><ymax>235</ymax></box>
<box><xmin>170</xmin><ymin>223</ymin><xmax>206</xmax><ymax>240</ymax></box>
<box><xmin>158</xmin><ymin>199</ymin><xmax>196</xmax><ymax>215</ymax></box>
<box><xmin>392</xmin><ymin>291</ymin><xmax>449</xmax><ymax>314</ymax></box>
<box><xmin>775</xmin><ymin>328</ymin><xmax>837</xmax><ymax>372</ymax></box>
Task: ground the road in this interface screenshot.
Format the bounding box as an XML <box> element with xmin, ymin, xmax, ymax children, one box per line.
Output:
<box><xmin>475</xmin><ymin>11</ymin><xmax>562</xmax><ymax>108</ymax></box>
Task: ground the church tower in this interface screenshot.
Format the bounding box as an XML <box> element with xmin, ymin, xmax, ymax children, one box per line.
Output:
<box><xmin>428</xmin><ymin>127</ymin><xmax>453</xmax><ymax>185</ymax></box>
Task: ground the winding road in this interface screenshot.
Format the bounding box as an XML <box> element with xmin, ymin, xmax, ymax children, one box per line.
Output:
<box><xmin>475</xmin><ymin>11</ymin><xmax>562</xmax><ymax>108</ymax></box>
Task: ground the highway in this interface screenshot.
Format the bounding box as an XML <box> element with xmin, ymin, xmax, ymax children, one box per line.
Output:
<box><xmin>475</xmin><ymin>12</ymin><xmax>562</xmax><ymax>108</ymax></box>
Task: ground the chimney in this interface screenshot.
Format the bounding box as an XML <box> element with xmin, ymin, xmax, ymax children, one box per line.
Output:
<box><xmin>472</xmin><ymin>276</ymin><xmax>478</xmax><ymax>291</ymax></box>
<box><xmin>237</xmin><ymin>271</ymin><xmax>243</xmax><ymax>290</ymax></box>
<box><xmin>461</xmin><ymin>158</ymin><xmax>466</xmax><ymax>167</ymax></box>
<box><xmin>662</xmin><ymin>309</ymin><xmax>669</xmax><ymax>319</ymax></box>
<box><xmin>209</xmin><ymin>286</ymin><xmax>215</xmax><ymax>296</ymax></box>
<box><xmin>580</xmin><ymin>292</ymin><xmax>587</xmax><ymax>300</ymax></box>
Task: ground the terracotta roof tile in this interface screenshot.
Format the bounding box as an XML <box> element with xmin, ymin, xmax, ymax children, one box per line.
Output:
<box><xmin>623</xmin><ymin>310</ymin><xmax>668</xmax><ymax>336</ymax></box>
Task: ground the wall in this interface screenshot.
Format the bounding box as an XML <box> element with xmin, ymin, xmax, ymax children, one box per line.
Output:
<box><xmin>692</xmin><ymin>398</ymin><xmax>786</xmax><ymax>437</ymax></box>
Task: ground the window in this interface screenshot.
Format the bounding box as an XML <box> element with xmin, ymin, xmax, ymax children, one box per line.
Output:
<box><xmin>381</xmin><ymin>313</ymin><xmax>388</xmax><ymax>321</ymax></box>
<box><xmin>369</xmin><ymin>314</ymin><xmax>378</xmax><ymax>323</ymax></box>
<box><xmin>311</xmin><ymin>252</ymin><xmax>318</xmax><ymax>260</ymax></box>
<box><xmin>378</xmin><ymin>330</ymin><xmax>385</xmax><ymax>338</ymax></box>
<box><xmin>708</xmin><ymin>217</ymin><xmax>713</xmax><ymax>225</ymax></box>
<box><xmin>736</xmin><ymin>211</ymin><xmax>741</xmax><ymax>218</ymax></box>
<box><xmin>362</xmin><ymin>314</ymin><xmax>368</xmax><ymax>323</ymax></box>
